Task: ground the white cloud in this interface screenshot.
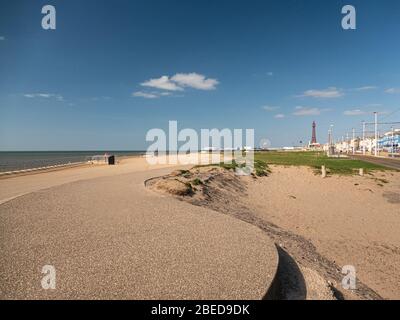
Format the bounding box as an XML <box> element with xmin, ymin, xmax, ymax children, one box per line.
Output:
<box><xmin>0</xmin><ymin>36</ymin><xmax>5</xmax><ymax>41</ymax></box>
<box><xmin>171</xmin><ymin>73</ymin><xmax>219</xmax><ymax>90</ymax></box>
<box><xmin>274</xmin><ymin>114</ymin><xmax>285</xmax><ymax>119</ymax></box>
<box><xmin>343</xmin><ymin>109</ymin><xmax>367</xmax><ymax>116</ymax></box>
<box><xmin>353</xmin><ymin>86</ymin><xmax>377</xmax><ymax>91</ymax></box>
<box><xmin>385</xmin><ymin>88</ymin><xmax>400</xmax><ymax>94</ymax></box>
<box><xmin>132</xmin><ymin>91</ymin><xmax>159</xmax><ymax>99</ymax></box>
<box><xmin>23</xmin><ymin>93</ymin><xmax>63</xmax><ymax>101</ymax></box>
<box><xmin>267</xmin><ymin>72</ymin><xmax>273</xmax><ymax>76</ymax></box>
<box><xmin>132</xmin><ymin>91</ymin><xmax>174</xmax><ymax>99</ymax></box>
<box><xmin>293</xmin><ymin>106</ymin><xmax>330</xmax><ymax>116</ymax></box>
<box><xmin>141</xmin><ymin>75</ymin><xmax>183</xmax><ymax>91</ymax></box>
<box><xmin>262</xmin><ymin>105</ymin><xmax>280</xmax><ymax>111</ymax></box>
<box><xmin>299</xmin><ymin>87</ymin><xmax>343</xmax><ymax>99</ymax></box>
<box><xmin>140</xmin><ymin>73</ymin><xmax>219</xmax><ymax>92</ymax></box>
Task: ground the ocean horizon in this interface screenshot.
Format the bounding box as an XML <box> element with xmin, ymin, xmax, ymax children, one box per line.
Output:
<box><xmin>0</xmin><ymin>151</ymin><xmax>146</xmax><ymax>172</ymax></box>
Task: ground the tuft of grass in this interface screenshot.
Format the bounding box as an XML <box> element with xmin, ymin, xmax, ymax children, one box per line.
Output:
<box><xmin>255</xmin><ymin>151</ymin><xmax>389</xmax><ymax>175</ymax></box>
<box><xmin>178</xmin><ymin>170</ymin><xmax>192</xmax><ymax>178</ymax></box>
<box><xmin>192</xmin><ymin>178</ymin><xmax>204</xmax><ymax>186</ymax></box>
<box><xmin>254</xmin><ymin>160</ymin><xmax>270</xmax><ymax>177</ymax></box>
<box><xmin>219</xmin><ymin>160</ymin><xmax>243</xmax><ymax>171</ymax></box>
<box><xmin>219</xmin><ymin>159</ymin><xmax>270</xmax><ymax>177</ymax></box>
<box><xmin>184</xmin><ymin>181</ymin><xmax>193</xmax><ymax>190</ymax></box>
<box><xmin>195</xmin><ymin>159</ymin><xmax>270</xmax><ymax>177</ymax></box>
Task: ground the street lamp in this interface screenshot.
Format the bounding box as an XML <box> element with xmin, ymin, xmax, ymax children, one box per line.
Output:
<box><xmin>374</xmin><ymin>112</ymin><xmax>378</xmax><ymax>157</ymax></box>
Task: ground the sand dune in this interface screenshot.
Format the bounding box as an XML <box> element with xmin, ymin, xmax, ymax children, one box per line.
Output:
<box><xmin>150</xmin><ymin>164</ymin><xmax>400</xmax><ymax>299</ymax></box>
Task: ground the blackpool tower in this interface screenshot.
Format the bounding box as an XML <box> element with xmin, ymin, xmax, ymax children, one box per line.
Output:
<box><xmin>311</xmin><ymin>121</ymin><xmax>317</xmax><ymax>144</ymax></box>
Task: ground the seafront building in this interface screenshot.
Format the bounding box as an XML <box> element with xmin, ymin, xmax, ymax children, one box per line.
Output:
<box><xmin>329</xmin><ymin>129</ymin><xmax>400</xmax><ymax>156</ymax></box>
<box><xmin>378</xmin><ymin>129</ymin><xmax>400</xmax><ymax>153</ymax></box>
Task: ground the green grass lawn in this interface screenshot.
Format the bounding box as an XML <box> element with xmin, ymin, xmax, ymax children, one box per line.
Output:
<box><xmin>254</xmin><ymin>151</ymin><xmax>389</xmax><ymax>175</ymax></box>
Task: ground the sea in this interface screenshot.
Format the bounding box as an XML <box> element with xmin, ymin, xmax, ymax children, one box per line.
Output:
<box><xmin>0</xmin><ymin>151</ymin><xmax>145</xmax><ymax>173</ymax></box>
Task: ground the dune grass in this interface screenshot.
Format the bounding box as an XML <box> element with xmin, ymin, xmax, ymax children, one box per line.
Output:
<box><xmin>254</xmin><ymin>151</ymin><xmax>388</xmax><ymax>175</ymax></box>
<box><xmin>219</xmin><ymin>159</ymin><xmax>271</xmax><ymax>177</ymax></box>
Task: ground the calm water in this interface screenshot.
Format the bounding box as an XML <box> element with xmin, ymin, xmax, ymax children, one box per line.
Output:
<box><xmin>0</xmin><ymin>151</ymin><xmax>145</xmax><ymax>172</ymax></box>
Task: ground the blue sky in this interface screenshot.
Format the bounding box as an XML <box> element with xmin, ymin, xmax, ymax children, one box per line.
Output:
<box><xmin>0</xmin><ymin>0</ymin><xmax>400</xmax><ymax>150</ymax></box>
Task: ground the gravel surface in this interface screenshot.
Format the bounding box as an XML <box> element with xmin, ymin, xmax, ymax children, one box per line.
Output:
<box><xmin>0</xmin><ymin>165</ymin><xmax>278</xmax><ymax>300</ymax></box>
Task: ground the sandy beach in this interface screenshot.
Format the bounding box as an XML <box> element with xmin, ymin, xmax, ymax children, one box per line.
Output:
<box><xmin>1</xmin><ymin>155</ymin><xmax>399</xmax><ymax>300</ymax></box>
<box><xmin>148</xmin><ymin>163</ymin><xmax>400</xmax><ymax>300</ymax></box>
<box><xmin>246</xmin><ymin>166</ymin><xmax>400</xmax><ymax>299</ymax></box>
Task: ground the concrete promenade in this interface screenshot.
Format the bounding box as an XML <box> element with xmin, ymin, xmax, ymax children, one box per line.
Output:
<box><xmin>0</xmin><ymin>160</ymin><xmax>278</xmax><ymax>299</ymax></box>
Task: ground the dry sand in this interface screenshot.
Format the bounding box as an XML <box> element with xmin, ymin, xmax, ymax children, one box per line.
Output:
<box><xmin>246</xmin><ymin>166</ymin><xmax>400</xmax><ymax>299</ymax></box>
<box><xmin>154</xmin><ymin>165</ymin><xmax>400</xmax><ymax>299</ymax></box>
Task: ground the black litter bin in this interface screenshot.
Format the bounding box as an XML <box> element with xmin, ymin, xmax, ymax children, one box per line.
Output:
<box><xmin>107</xmin><ymin>155</ymin><xmax>115</xmax><ymax>165</ymax></box>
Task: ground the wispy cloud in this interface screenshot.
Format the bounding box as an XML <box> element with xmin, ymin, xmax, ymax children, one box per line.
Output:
<box><xmin>343</xmin><ymin>109</ymin><xmax>367</xmax><ymax>116</ymax></box>
<box><xmin>352</xmin><ymin>86</ymin><xmax>377</xmax><ymax>91</ymax></box>
<box><xmin>23</xmin><ymin>93</ymin><xmax>64</xmax><ymax>101</ymax></box>
<box><xmin>136</xmin><ymin>73</ymin><xmax>219</xmax><ymax>98</ymax></box>
<box><xmin>385</xmin><ymin>88</ymin><xmax>400</xmax><ymax>94</ymax></box>
<box><xmin>344</xmin><ymin>104</ymin><xmax>386</xmax><ymax>116</ymax></box>
<box><xmin>298</xmin><ymin>87</ymin><xmax>344</xmax><ymax>99</ymax></box>
<box><xmin>274</xmin><ymin>114</ymin><xmax>285</xmax><ymax>119</ymax></box>
<box><xmin>132</xmin><ymin>91</ymin><xmax>174</xmax><ymax>99</ymax></box>
<box><xmin>267</xmin><ymin>72</ymin><xmax>273</xmax><ymax>76</ymax></box>
<box><xmin>293</xmin><ymin>106</ymin><xmax>330</xmax><ymax>116</ymax></box>
<box><xmin>262</xmin><ymin>105</ymin><xmax>280</xmax><ymax>111</ymax></box>
<box><xmin>298</xmin><ymin>85</ymin><xmax>377</xmax><ymax>98</ymax></box>
<box><xmin>0</xmin><ymin>36</ymin><xmax>5</xmax><ymax>41</ymax></box>
<box><xmin>132</xmin><ymin>91</ymin><xmax>159</xmax><ymax>99</ymax></box>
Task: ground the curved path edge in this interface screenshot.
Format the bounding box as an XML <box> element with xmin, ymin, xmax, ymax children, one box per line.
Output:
<box><xmin>1</xmin><ymin>166</ymin><xmax>279</xmax><ymax>300</ymax></box>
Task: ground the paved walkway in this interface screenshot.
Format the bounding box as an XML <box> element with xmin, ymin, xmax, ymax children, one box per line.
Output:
<box><xmin>0</xmin><ymin>157</ymin><xmax>175</xmax><ymax>205</ymax></box>
<box><xmin>351</xmin><ymin>154</ymin><xmax>400</xmax><ymax>170</ymax></box>
<box><xmin>0</xmin><ymin>165</ymin><xmax>278</xmax><ymax>299</ymax></box>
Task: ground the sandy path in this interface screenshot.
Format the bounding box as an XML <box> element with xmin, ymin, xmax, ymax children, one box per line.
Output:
<box><xmin>0</xmin><ymin>159</ymin><xmax>278</xmax><ymax>299</ymax></box>
<box><xmin>246</xmin><ymin>166</ymin><xmax>400</xmax><ymax>299</ymax></box>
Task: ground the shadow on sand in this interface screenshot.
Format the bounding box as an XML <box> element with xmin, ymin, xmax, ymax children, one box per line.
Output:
<box><xmin>264</xmin><ymin>246</ymin><xmax>307</xmax><ymax>300</ymax></box>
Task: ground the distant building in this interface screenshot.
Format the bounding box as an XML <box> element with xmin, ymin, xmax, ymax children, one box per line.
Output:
<box><xmin>311</xmin><ymin>121</ymin><xmax>317</xmax><ymax>144</ymax></box>
<box><xmin>308</xmin><ymin>121</ymin><xmax>322</xmax><ymax>149</ymax></box>
<box><xmin>334</xmin><ymin>129</ymin><xmax>399</xmax><ymax>155</ymax></box>
<box><xmin>378</xmin><ymin>129</ymin><xmax>400</xmax><ymax>153</ymax></box>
